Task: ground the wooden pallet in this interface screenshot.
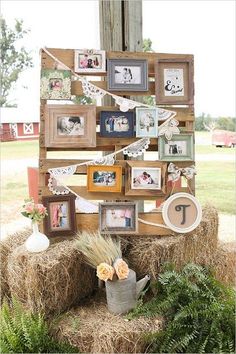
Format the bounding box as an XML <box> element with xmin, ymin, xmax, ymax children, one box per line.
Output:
<box><xmin>39</xmin><ymin>48</ymin><xmax>195</xmax><ymax>236</ymax></box>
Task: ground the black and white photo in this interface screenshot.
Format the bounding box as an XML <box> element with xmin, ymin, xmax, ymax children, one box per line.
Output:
<box><xmin>57</xmin><ymin>116</ymin><xmax>84</xmax><ymax>136</ymax></box>
<box><xmin>136</xmin><ymin>108</ymin><xmax>158</xmax><ymax>138</ymax></box>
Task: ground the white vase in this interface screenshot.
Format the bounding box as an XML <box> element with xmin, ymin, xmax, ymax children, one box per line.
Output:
<box><xmin>25</xmin><ymin>222</ymin><xmax>50</xmax><ymax>253</ymax></box>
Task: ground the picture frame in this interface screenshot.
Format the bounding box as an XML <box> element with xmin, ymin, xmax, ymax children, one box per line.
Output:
<box><xmin>87</xmin><ymin>165</ymin><xmax>122</xmax><ymax>193</ymax></box>
<box><xmin>136</xmin><ymin>107</ymin><xmax>158</xmax><ymax>138</ymax></box>
<box><xmin>74</xmin><ymin>49</ymin><xmax>106</xmax><ymax>73</ymax></box>
<box><xmin>162</xmin><ymin>192</ymin><xmax>202</xmax><ymax>233</ymax></box>
<box><xmin>158</xmin><ymin>133</ymin><xmax>194</xmax><ymax>161</ymax></box>
<box><xmin>100</xmin><ymin>110</ymin><xmax>134</xmax><ymax>138</ymax></box>
<box><xmin>155</xmin><ymin>57</ymin><xmax>194</xmax><ymax>105</ymax></box>
<box><xmin>40</xmin><ymin>69</ymin><xmax>71</xmax><ymax>100</ymax></box>
<box><xmin>125</xmin><ymin>160</ymin><xmax>167</xmax><ymax>196</ymax></box>
<box><xmin>107</xmin><ymin>59</ymin><xmax>148</xmax><ymax>91</ymax></box>
<box><xmin>99</xmin><ymin>202</ymin><xmax>138</xmax><ymax>235</ymax></box>
<box><xmin>44</xmin><ymin>104</ymin><xmax>96</xmax><ymax>148</ymax></box>
<box><xmin>42</xmin><ymin>194</ymin><xmax>77</xmax><ymax>237</ymax></box>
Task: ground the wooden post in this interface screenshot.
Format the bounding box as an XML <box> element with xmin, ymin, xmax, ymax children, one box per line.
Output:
<box><xmin>99</xmin><ymin>0</ymin><xmax>144</xmax><ymax>211</ymax></box>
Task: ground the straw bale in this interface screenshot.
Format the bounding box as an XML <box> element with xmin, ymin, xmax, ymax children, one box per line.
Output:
<box><xmin>125</xmin><ymin>204</ymin><xmax>219</xmax><ymax>279</ymax></box>
<box><xmin>53</xmin><ymin>293</ymin><xmax>163</xmax><ymax>353</ymax></box>
<box><xmin>205</xmin><ymin>241</ymin><xmax>236</xmax><ymax>285</ymax></box>
<box><xmin>0</xmin><ymin>228</ymin><xmax>30</xmax><ymax>302</ymax></box>
<box><xmin>7</xmin><ymin>239</ymin><xmax>96</xmax><ymax>316</ymax></box>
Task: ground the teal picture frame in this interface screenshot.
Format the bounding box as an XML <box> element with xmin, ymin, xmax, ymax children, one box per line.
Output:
<box><xmin>158</xmin><ymin>133</ymin><xmax>194</xmax><ymax>161</ymax></box>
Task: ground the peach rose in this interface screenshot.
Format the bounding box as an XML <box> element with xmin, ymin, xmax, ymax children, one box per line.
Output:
<box><xmin>114</xmin><ymin>258</ymin><xmax>129</xmax><ymax>280</ymax></box>
<box><xmin>37</xmin><ymin>204</ymin><xmax>47</xmax><ymax>214</ymax></box>
<box><xmin>25</xmin><ymin>203</ymin><xmax>34</xmax><ymax>213</ymax></box>
<box><xmin>97</xmin><ymin>263</ymin><xmax>115</xmax><ymax>282</ymax></box>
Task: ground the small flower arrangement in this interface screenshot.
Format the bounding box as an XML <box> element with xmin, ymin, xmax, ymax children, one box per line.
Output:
<box><xmin>21</xmin><ymin>198</ymin><xmax>48</xmax><ymax>223</ymax></box>
<box><xmin>76</xmin><ymin>231</ymin><xmax>129</xmax><ymax>282</ymax></box>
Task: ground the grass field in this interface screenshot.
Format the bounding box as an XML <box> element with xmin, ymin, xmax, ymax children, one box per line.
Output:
<box><xmin>0</xmin><ymin>133</ymin><xmax>235</xmax><ymax>227</ymax></box>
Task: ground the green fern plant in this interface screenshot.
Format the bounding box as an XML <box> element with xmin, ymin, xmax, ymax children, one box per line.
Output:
<box><xmin>128</xmin><ymin>263</ymin><xmax>235</xmax><ymax>353</ymax></box>
<box><xmin>0</xmin><ymin>297</ymin><xmax>78</xmax><ymax>353</ymax></box>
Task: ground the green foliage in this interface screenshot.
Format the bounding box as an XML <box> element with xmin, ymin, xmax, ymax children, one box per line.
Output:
<box><xmin>128</xmin><ymin>263</ymin><xmax>235</xmax><ymax>353</ymax></box>
<box><xmin>196</xmin><ymin>113</ymin><xmax>236</xmax><ymax>131</ymax></box>
<box><xmin>0</xmin><ymin>298</ymin><xmax>78</xmax><ymax>353</ymax></box>
<box><xmin>72</xmin><ymin>95</ymin><xmax>94</xmax><ymax>105</ymax></box>
<box><xmin>0</xmin><ymin>16</ymin><xmax>33</xmax><ymax>107</ymax></box>
<box><xmin>143</xmin><ymin>38</ymin><xmax>154</xmax><ymax>52</ymax></box>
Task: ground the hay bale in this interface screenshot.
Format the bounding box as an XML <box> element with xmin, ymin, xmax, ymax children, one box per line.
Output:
<box><xmin>0</xmin><ymin>228</ymin><xmax>30</xmax><ymax>302</ymax></box>
<box><xmin>7</xmin><ymin>239</ymin><xmax>96</xmax><ymax>316</ymax></box>
<box><xmin>204</xmin><ymin>242</ymin><xmax>236</xmax><ymax>285</ymax></box>
<box><xmin>125</xmin><ymin>204</ymin><xmax>219</xmax><ymax>279</ymax></box>
<box><xmin>53</xmin><ymin>294</ymin><xmax>163</xmax><ymax>353</ymax></box>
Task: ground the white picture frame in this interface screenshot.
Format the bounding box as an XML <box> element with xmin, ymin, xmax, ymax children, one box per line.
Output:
<box><xmin>135</xmin><ymin>107</ymin><xmax>158</xmax><ymax>138</ymax></box>
<box><xmin>74</xmin><ymin>49</ymin><xmax>106</xmax><ymax>73</ymax></box>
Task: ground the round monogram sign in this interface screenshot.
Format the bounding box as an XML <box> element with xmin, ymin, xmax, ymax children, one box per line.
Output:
<box><xmin>162</xmin><ymin>192</ymin><xmax>202</xmax><ymax>233</ymax></box>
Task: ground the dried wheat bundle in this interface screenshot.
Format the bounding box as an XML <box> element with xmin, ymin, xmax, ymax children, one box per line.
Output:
<box><xmin>76</xmin><ymin>231</ymin><xmax>122</xmax><ymax>268</ymax></box>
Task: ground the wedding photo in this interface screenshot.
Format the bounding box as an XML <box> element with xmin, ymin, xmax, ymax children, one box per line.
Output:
<box><xmin>114</xmin><ymin>66</ymin><xmax>141</xmax><ymax>84</ymax></box>
<box><xmin>164</xmin><ymin>140</ymin><xmax>187</xmax><ymax>155</ymax></box>
<box><xmin>100</xmin><ymin>111</ymin><xmax>134</xmax><ymax>137</ymax></box>
<box><xmin>49</xmin><ymin>78</ymin><xmax>63</xmax><ymax>91</ymax></box>
<box><xmin>99</xmin><ymin>202</ymin><xmax>138</xmax><ymax>234</ymax></box>
<box><xmin>78</xmin><ymin>53</ymin><xmax>102</xmax><ymax>69</ymax></box>
<box><xmin>136</xmin><ymin>108</ymin><xmax>158</xmax><ymax>138</ymax></box>
<box><xmin>131</xmin><ymin>167</ymin><xmax>161</xmax><ymax>190</ymax></box>
<box><xmin>50</xmin><ymin>201</ymin><xmax>69</xmax><ymax>230</ymax></box>
<box><xmin>57</xmin><ymin>116</ymin><xmax>84</xmax><ymax>136</ymax></box>
<box><xmin>92</xmin><ymin>171</ymin><xmax>116</xmax><ymax>187</ymax></box>
<box><xmin>74</xmin><ymin>50</ymin><xmax>106</xmax><ymax>73</ymax></box>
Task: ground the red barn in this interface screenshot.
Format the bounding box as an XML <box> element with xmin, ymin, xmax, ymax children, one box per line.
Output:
<box><xmin>0</xmin><ymin>107</ymin><xmax>39</xmax><ymax>142</ymax></box>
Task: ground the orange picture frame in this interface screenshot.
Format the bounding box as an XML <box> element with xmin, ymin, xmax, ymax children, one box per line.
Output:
<box><xmin>87</xmin><ymin>165</ymin><xmax>122</xmax><ymax>193</ymax></box>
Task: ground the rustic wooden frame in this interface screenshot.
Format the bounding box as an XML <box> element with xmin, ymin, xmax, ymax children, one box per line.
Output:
<box><xmin>87</xmin><ymin>165</ymin><xmax>123</xmax><ymax>193</ymax></box>
<box><xmin>125</xmin><ymin>160</ymin><xmax>167</xmax><ymax>196</ymax></box>
<box><xmin>162</xmin><ymin>192</ymin><xmax>202</xmax><ymax>233</ymax></box>
<box><xmin>107</xmin><ymin>59</ymin><xmax>148</xmax><ymax>91</ymax></box>
<box><xmin>74</xmin><ymin>49</ymin><xmax>106</xmax><ymax>73</ymax></box>
<box><xmin>40</xmin><ymin>69</ymin><xmax>71</xmax><ymax>100</ymax></box>
<box><xmin>42</xmin><ymin>194</ymin><xmax>77</xmax><ymax>237</ymax></box>
<box><xmin>158</xmin><ymin>133</ymin><xmax>194</xmax><ymax>162</ymax></box>
<box><xmin>135</xmin><ymin>107</ymin><xmax>158</xmax><ymax>138</ymax></box>
<box><xmin>155</xmin><ymin>57</ymin><xmax>194</xmax><ymax>105</ymax></box>
<box><xmin>100</xmin><ymin>110</ymin><xmax>134</xmax><ymax>138</ymax></box>
<box><xmin>44</xmin><ymin>104</ymin><xmax>96</xmax><ymax>148</ymax></box>
<box><xmin>99</xmin><ymin>201</ymin><xmax>138</xmax><ymax>234</ymax></box>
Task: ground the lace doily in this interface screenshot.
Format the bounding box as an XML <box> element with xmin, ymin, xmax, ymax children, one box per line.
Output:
<box><xmin>123</xmin><ymin>138</ymin><xmax>150</xmax><ymax>157</ymax></box>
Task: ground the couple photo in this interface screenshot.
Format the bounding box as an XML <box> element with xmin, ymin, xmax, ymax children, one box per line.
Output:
<box><xmin>132</xmin><ymin>168</ymin><xmax>161</xmax><ymax>190</ymax></box>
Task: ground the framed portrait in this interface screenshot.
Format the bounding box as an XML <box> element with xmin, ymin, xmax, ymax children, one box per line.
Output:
<box><xmin>74</xmin><ymin>49</ymin><xmax>106</xmax><ymax>73</ymax></box>
<box><xmin>136</xmin><ymin>107</ymin><xmax>158</xmax><ymax>138</ymax></box>
<box><xmin>42</xmin><ymin>194</ymin><xmax>77</xmax><ymax>237</ymax></box>
<box><xmin>125</xmin><ymin>160</ymin><xmax>167</xmax><ymax>196</ymax></box>
<box><xmin>40</xmin><ymin>69</ymin><xmax>71</xmax><ymax>100</ymax></box>
<box><xmin>44</xmin><ymin>104</ymin><xmax>96</xmax><ymax>148</ymax></box>
<box><xmin>107</xmin><ymin>59</ymin><xmax>148</xmax><ymax>91</ymax></box>
<box><xmin>162</xmin><ymin>192</ymin><xmax>202</xmax><ymax>233</ymax></box>
<box><xmin>99</xmin><ymin>202</ymin><xmax>138</xmax><ymax>234</ymax></box>
<box><xmin>158</xmin><ymin>134</ymin><xmax>194</xmax><ymax>161</ymax></box>
<box><xmin>87</xmin><ymin>165</ymin><xmax>122</xmax><ymax>193</ymax></box>
<box><xmin>155</xmin><ymin>57</ymin><xmax>194</xmax><ymax>104</ymax></box>
<box><xmin>100</xmin><ymin>111</ymin><xmax>134</xmax><ymax>138</ymax></box>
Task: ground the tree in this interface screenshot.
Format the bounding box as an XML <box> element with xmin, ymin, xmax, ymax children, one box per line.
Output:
<box><xmin>0</xmin><ymin>17</ymin><xmax>33</xmax><ymax>107</ymax></box>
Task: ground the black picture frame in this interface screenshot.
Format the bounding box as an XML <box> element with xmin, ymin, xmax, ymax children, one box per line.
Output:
<box><xmin>100</xmin><ymin>110</ymin><xmax>134</xmax><ymax>138</ymax></box>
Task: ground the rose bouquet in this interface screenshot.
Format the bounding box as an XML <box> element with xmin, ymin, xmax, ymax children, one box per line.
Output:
<box><xmin>21</xmin><ymin>198</ymin><xmax>48</xmax><ymax>223</ymax></box>
<box><xmin>76</xmin><ymin>231</ymin><xmax>129</xmax><ymax>282</ymax></box>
